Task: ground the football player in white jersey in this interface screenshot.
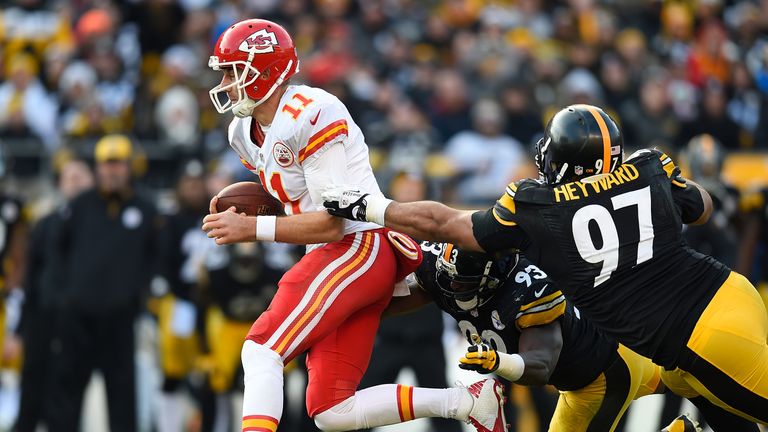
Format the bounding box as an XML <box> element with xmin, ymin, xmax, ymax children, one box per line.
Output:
<box><xmin>201</xmin><ymin>19</ymin><xmax>507</xmax><ymax>432</ymax></box>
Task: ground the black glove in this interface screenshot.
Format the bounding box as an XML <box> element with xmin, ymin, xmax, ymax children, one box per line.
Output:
<box><xmin>321</xmin><ymin>187</ymin><xmax>370</xmax><ymax>222</ymax></box>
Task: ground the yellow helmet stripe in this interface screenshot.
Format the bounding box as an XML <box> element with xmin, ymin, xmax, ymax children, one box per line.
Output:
<box><xmin>585</xmin><ymin>106</ymin><xmax>611</xmax><ymax>174</ymax></box>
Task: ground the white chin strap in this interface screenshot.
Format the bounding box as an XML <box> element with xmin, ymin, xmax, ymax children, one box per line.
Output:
<box><xmin>455</xmin><ymin>297</ymin><xmax>479</xmax><ymax>311</ymax></box>
<box><xmin>232</xmin><ymin>97</ymin><xmax>259</xmax><ymax>118</ymax></box>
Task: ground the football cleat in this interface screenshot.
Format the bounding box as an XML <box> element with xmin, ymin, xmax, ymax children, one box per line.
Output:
<box><xmin>465</xmin><ymin>378</ymin><xmax>507</xmax><ymax>432</ymax></box>
<box><xmin>661</xmin><ymin>414</ymin><xmax>702</xmax><ymax>432</ymax></box>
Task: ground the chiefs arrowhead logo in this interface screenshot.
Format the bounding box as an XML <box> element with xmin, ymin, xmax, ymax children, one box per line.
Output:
<box><xmin>273</xmin><ymin>142</ymin><xmax>294</xmax><ymax>167</ymax></box>
<box><xmin>239</xmin><ymin>29</ymin><xmax>278</xmax><ymax>53</ymax></box>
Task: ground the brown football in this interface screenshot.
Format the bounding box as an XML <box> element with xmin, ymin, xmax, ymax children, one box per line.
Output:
<box><xmin>216</xmin><ymin>181</ymin><xmax>284</xmax><ymax>216</ymax></box>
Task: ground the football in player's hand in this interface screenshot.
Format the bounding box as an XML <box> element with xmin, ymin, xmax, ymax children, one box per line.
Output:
<box><xmin>216</xmin><ymin>182</ymin><xmax>284</xmax><ymax>216</ymax></box>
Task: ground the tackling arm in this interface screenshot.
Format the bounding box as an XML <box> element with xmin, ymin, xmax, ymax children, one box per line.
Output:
<box><xmin>323</xmin><ymin>186</ymin><xmax>532</xmax><ymax>254</ymax></box>
<box><xmin>322</xmin><ymin>186</ymin><xmax>486</xmax><ymax>252</ymax></box>
<box><xmin>382</xmin><ymin>202</ymin><xmax>484</xmax><ymax>252</ymax></box>
<box><xmin>515</xmin><ymin>321</ymin><xmax>563</xmax><ymax>386</ymax></box>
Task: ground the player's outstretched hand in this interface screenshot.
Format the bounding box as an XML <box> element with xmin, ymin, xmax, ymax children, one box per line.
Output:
<box><xmin>322</xmin><ymin>186</ymin><xmax>370</xmax><ymax>222</ymax></box>
<box><xmin>459</xmin><ymin>335</ymin><xmax>500</xmax><ymax>374</ymax></box>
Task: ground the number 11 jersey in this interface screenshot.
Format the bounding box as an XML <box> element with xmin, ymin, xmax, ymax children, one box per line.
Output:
<box><xmin>227</xmin><ymin>84</ymin><xmax>380</xmax><ymax>242</ymax></box>
<box><xmin>471</xmin><ymin>149</ymin><xmax>729</xmax><ymax>369</ymax></box>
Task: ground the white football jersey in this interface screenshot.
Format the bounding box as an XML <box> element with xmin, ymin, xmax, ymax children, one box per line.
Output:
<box><xmin>227</xmin><ymin>85</ymin><xmax>381</xmax><ymax>243</ymax></box>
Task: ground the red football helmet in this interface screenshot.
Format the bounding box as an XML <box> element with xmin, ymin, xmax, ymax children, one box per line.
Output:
<box><xmin>208</xmin><ymin>19</ymin><xmax>299</xmax><ymax>117</ymax></box>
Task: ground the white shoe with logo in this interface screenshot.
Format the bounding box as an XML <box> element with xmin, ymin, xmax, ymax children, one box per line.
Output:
<box><xmin>465</xmin><ymin>379</ymin><xmax>507</xmax><ymax>432</ymax></box>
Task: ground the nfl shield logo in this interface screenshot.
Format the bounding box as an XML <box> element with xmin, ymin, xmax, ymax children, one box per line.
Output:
<box><xmin>574</xmin><ymin>166</ymin><xmax>583</xmax><ymax>175</ymax></box>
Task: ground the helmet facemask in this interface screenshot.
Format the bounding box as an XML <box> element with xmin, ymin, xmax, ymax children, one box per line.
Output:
<box><xmin>435</xmin><ymin>250</ymin><xmax>500</xmax><ymax>314</ymax></box>
<box><xmin>208</xmin><ymin>55</ymin><xmax>295</xmax><ymax>118</ymax></box>
<box><xmin>535</xmin><ymin>136</ymin><xmax>568</xmax><ymax>185</ymax></box>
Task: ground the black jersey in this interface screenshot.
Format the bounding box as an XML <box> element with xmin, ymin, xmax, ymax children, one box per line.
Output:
<box><xmin>742</xmin><ymin>187</ymin><xmax>768</xmax><ymax>283</ymax></box>
<box><xmin>205</xmin><ymin>242</ymin><xmax>290</xmax><ymax>322</ymax></box>
<box><xmin>471</xmin><ymin>149</ymin><xmax>728</xmax><ymax>368</ymax></box>
<box><xmin>159</xmin><ymin>209</ymin><xmax>209</xmax><ymax>300</ymax></box>
<box><xmin>0</xmin><ymin>195</ymin><xmax>24</xmax><ymax>290</ymax></box>
<box><xmin>415</xmin><ymin>241</ymin><xmax>617</xmax><ymax>391</ymax></box>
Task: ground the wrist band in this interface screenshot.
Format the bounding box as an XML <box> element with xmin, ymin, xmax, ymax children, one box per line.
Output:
<box><xmin>365</xmin><ymin>195</ymin><xmax>393</xmax><ymax>226</ymax></box>
<box><xmin>496</xmin><ymin>352</ymin><xmax>525</xmax><ymax>381</ymax></box>
<box><xmin>256</xmin><ymin>215</ymin><xmax>277</xmax><ymax>242</ymax></box>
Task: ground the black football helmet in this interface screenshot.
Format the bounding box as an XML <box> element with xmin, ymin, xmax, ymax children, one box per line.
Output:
<box><xmin>535</xmin><ymin>104</ymin><xmax>623</xmax><ymax>185</ymax></box>
<box><xmin>435</xmin><ymin>243</ymin><xmax>509</xmax><ymax>313</ymax></box>
<box><xmin>686</xmin><ymin>134</ymin><xmax>724</xmax><ymax>181</ymax></box>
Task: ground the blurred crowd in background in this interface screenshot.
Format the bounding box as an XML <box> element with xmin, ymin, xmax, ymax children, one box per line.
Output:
<box><xmin>3</xmin><ymin>0</ymin><xmax>768</xmax><ymax>191</ymax></box>
<box><xmin>2</xmin><ymin>0</ymin><xmax>768</xmax><ymax>431</ymax></box>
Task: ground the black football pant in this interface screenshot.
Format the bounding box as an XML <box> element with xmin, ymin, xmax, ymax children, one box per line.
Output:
<box><xmin>16</xmin><ymin>305</ymin><xmax>57</xmax><ymax>432</ymax></box>
<box><xmin>47</xmin><ymin>307</ymin><xmax>137</xmax><ymax>432</ymax></box>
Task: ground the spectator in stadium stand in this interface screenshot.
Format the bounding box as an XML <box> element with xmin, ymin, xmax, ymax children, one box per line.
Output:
<box><xmin>0</xmin><ymin>0</ymin><xmax>74</xmax><ymax>66</ymax></box>
<box><xmin>686</xmin><ymin>21</ymin><xmax>732</xmax><ymax>88</ymax></box>
<box><xmin>556</xmin><ymin>68</ymin><xmax>604</xmax><ymax>107</ymax></box>
<box><xmin>427</xmin><ymin>69</ymin><xmax>472</xmax><ymax>143</ymax></box>
<box><xmin>0</xmin><ymin>53</ymin><xmax>60</xmax><ymax>150</ymax></box>
<box><xmin>499</xmin><ymin>79</ymin><xmax>544</xmax><ymax>146</ymax></box>
<box><xmin>17</xmin><ymin>157</ymin><xmax>94</xmax><ymax>432</ymax></box>
<box><xmin>727</xmin><ymin>62</ymin><xmax>762</xmax><ymax>145</ymax></box>
<box><xmin>47</xmin><ymin>135</ymin><xmax>161</xmax><ymax>432</ymax></box>
<box><xmin>678</xmin><ymin>80</ymin><xmax>742</xmax><ymax>149</ymax></box>
<box><xmin>358</xmin><ymin>172</ymin><xmax>463</xmax><ymax>432</ymax></box>
<box><xmin>73</xmin><ymin>8</ymin><xmax>117</xmax><ymax>60</ymax></box>
<box><xmin>40</xmin><ymin>43</ymin><xmax>75</xmax><ymax>94</ymax></box>
<box><xmin>91</xmin><ymin>48</ymin><xmax>135</xmax><ymax>132</ymax></box>
<box><xmin>614</xmin><ymin>28</ymin><xmax>650</xmax><ymax>85</ymax></box>
<box><xmin>619</xmin><ymin>70</ymin><xmax>680</xmax><ymax>151</ymax></box>
<box><xmin>444</xmin><ymin>98</ymin><xmax>527</xmax><ymax>206</ymax></box>
<box><xmin>57</xmin><ymin>61</ymin><xmax>100</xmax><ymax>138</ymax></box>
<box><xmin>375</xmin><ymin>101</ymin><xmax>440</xmax><ymax>178</ymax></box>
<box><xmin>303</xmin><ymin>21</ymin><xmax>358</xmax><ymax>88</ymax></box>
<box><xmin>599</xmin><ymin>54</ymin><xmax>635</xmax><ymax>117</ymax></box>
<box><xmin>653</xmin><ymin>2</ymin><xmax>694</xmax><ymax>61</ymax></box>
<box><xmin>153</xmin><ymin>45</ymin><xmax>202</xmax><ymax>150</ymax></box>
<box><xmin>123</xmin><ymin>1</ymin><xmax>187</xmax><ymax>57</ymax></box>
